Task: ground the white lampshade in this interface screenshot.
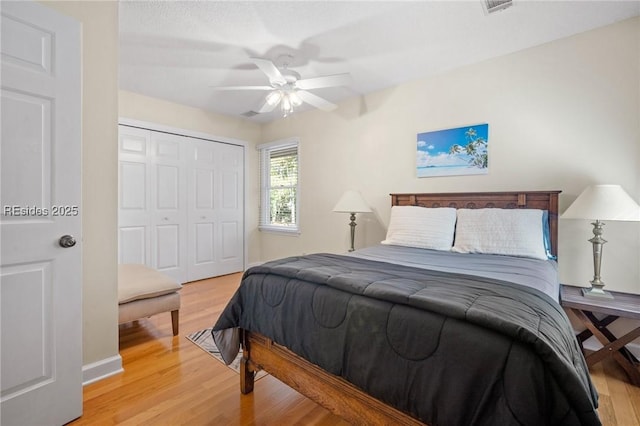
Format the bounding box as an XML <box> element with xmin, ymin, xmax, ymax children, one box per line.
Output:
<box><xmin>562</xmin><ymin>184</ymin><xmax>640</xmax><ymax>221</ymax></box>
<box><xmin>333</xmin><ymin>190</ymin><xmax>372</xmax><ymax>213</ymax></box>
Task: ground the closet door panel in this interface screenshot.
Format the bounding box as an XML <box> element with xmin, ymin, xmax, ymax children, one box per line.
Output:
<box><xmin>194</xmin><ymin>143</ymin><xmax>215</xmax><ymax>163</ymax></box>
<box><xmin>150</xmin><ymin>132</ymin><xmax>187</xmax><ymax>284</ymax></box>
<box><xmin>194</xmin><ymin>223</ymin><xmax>215</xmax><ymax>264</ymax></box>
<box><xmin>120</xmin><ymin>162</ymin><xmax>147</xmax><ymax>210</ymax></box>
<box><xmin>195</xmin><ymin>169</ymin><xmax>214</xmax><ymax>209</ymax></box>
<box><xmin>222</xmin><ymin>171</ymin><xmax>238</xmax><ymax>209</ymax></box>
<box><xmin>221</xmin><ymin>221</ymin><xmax>239</xmax><ymax>260</ymax></box>
<box><xmin>187</xmin><ymin>141</ymin><xmax>218</xmax><ymax>282</ymax></box>
<box><xmin>155</xmin><ymin>224</ymin><xmax>180</xmax><ymax>269</ymax></box>
<box><xmin>156</xmin><ymin>138</ymin><xmax>180</xmax><ymax>159</ymax></box>
<box><xmin>216</xmin><ymin>144</ymin><xmax>244</xmax><ymax>275</ymax></box>
<box><xmin>118</xmin><ymin>127</ymin><xmax>151</xmax><ymax>265</ymax></box>
<box><xmin>156</xmin><ymin>165</ymin><xmax>179</xmax><ymax>210</ymax></box>
<box><xmin>119</xmin><ymin>131</ymin><xmax>148</xmax><ymax>156</ymax></box>
<box><xmin>119</xmin><ymin>226</ymin><xmax>147</xmax><ymax>265</ymax></box>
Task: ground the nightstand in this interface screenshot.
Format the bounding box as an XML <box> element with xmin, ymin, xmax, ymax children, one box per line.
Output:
<box><xmin>560</xmin><ymin>285</ymin><xmax>640</xmax><ymax>386</ymax></box>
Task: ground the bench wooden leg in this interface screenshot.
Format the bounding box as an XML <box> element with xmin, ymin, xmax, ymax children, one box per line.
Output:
<box><xmin>171</xmin><ymin>310</ymin><xmax>179</xmax><ymax>336</ymax></box>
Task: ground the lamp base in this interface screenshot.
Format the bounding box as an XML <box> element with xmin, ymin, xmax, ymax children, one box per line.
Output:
<box><xmin>582</xmin><ymin>220</ymin><xmax>613</xmax><ymax>300</ymax></box>
<box><xmin>348</xmin><ymin>212</ymin><xmax>357</xmax><ymax>252</ymax></box>
<box><xmin>582</xmin><ymin>286</ymin><xmax>614</xmax><ymax>299</ymax></box>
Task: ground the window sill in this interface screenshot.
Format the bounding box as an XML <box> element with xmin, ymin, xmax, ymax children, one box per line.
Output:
<box><xmin>259</xmin><ymin>226</ymin><xmax>301</xmax><ymax>235</ymax></box>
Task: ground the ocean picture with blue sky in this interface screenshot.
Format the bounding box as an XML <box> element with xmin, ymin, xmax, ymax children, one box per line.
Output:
<box><xmin>417</xmin><ymin>123</ymin><xmax>489</xmax><ymax>178</ymax></box>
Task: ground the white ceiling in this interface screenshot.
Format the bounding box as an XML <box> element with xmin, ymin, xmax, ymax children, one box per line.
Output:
<box><xmin>119</xmin><ymin>1</ymin><xmax>640</xmax><ymax>123</ymax></box>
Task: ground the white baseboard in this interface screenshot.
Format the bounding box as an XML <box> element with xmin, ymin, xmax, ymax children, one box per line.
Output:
<box><xmin>247</xmin><ymin>261</ymin><xmax>264</xmax><ymax>269</ymax></box>
<box><xmin>82</xmin><ymin>354</ymin><xmax>124</xmax><ymax>386</ymax></box>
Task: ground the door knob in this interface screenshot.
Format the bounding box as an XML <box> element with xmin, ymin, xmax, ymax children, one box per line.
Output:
<box><xmin>59</xmin><ymin>235</ymin><xmax>76</xmax><ymax>248</ymax></box>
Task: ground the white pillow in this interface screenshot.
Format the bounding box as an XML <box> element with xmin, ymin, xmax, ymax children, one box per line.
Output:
<box><xmin>452</xmin><ymin>208</ymin><xmax>547</xmax><ymax>260</ymax></box>
<box><xmin>382</xmin><ymin>206</ymin><xmax>457</xmax><ymax>251</ymax></box>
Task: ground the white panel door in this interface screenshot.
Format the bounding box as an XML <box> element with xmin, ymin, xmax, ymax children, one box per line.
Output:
<box><xmin>216</xmin><ymin>143</ymin><xmax>244</xmax><ymax>275</ymax></box>
<box><xmin>118</xmin><ymin>127</ymin><xmax>189</xmax><ymax>284</ymax></box>
<box><xmin>118</xmin><ymin>126</ymin><xmax>152</xmax><ymax>265</ymax></box>
<box><xmin>150</xmin><ymin>131</ymin><xmax>188</xmax><ymax>284</ymax></box>
<box><xmin>187</xmin><ymin>140</ymin><xmax>218</xmax><ymax>281</ymax></box>
<box><xmin>0</xmin><ymin>1</ymin><xmax>83</xmax><ymax>425</ymax></box>
<box><xmin>187</xmin><ymin>141</ymin><xmax>244</xmax><ymax>281</ymax></box>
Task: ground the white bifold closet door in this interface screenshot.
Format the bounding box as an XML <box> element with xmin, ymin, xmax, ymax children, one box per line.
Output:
<box><xmin>118</xmin><ymin>125</ymin><xmax>244</xmax><ymax>283</ymax></box>
<box><xmin>187</xmin><ymin>139</ymin><xmax>244</xmax><ymax>281</ymax></box>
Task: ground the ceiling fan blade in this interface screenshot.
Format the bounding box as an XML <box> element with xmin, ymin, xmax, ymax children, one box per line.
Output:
<box><xmin>296</xmin><ymin>90</ymin><xmax>337</xmax><ymax>112</ymax></box>
<box><xmin>209</xmin><ymin>85</ymin><xmax>273</xmax><ymax>91</ymax></box>
<box><xmin>251</xmin><ymin>58</ymin><xmax>286</xmax><ymax>85</ymax></box>
<box><xmin>296</xmin><ymin>73</ymin><xmax>352</xmax><ymax>90</ymax></box>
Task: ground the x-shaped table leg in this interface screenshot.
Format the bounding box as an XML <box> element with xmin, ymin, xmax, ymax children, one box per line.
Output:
<box><xmin>571</xmin><ymin>308</ymin><xmax>640</xmax><ymax>386</ymax></box>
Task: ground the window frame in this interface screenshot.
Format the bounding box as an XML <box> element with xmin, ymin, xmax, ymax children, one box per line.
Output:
<box><xmin>258</xmin><ymin>138</ymin><xmax>300</xmax><ymax>234</ymax></box>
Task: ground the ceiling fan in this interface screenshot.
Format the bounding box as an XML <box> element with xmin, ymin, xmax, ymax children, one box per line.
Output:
<box><xmin>211</xmin><ymin>55</ymin><xmax>352</xmax><ymax>117</ymax></box>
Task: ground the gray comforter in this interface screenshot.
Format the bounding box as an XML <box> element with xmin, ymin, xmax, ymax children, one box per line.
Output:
<box><xmin>212</xmin><ymin>253</ymin><xmax>600</xmax><ymax>426</ymax></box>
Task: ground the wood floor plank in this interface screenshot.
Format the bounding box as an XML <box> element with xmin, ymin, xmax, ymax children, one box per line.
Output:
<box><xmin>630</xmin><ymin>382</ymin><xmax>640</xmax><ymax>424</ymax></box>
<box><xmin>609</xmin><ymin>364</ymin><xmax>640</xmax><ymax>426</ymax></box>
<box><xmin>69</xmin><ymin>273</ymin><xmax>639</xmax><ymax>425</ymax></box>
<box><xmin>587</xmin><ymin>350</ymin><xmax>640</xmax><ymax>425</ymax></box>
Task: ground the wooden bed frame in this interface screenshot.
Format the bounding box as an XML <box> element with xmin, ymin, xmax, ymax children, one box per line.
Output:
<box><xmin>240</xmin><ymin>190</ymin><xmax>561</xmax><ymax>425</ymax></box>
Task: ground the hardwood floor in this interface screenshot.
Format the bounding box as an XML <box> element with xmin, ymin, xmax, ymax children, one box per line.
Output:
<box><xmin>70</xmin><ymin>273</ymin><xmax>639</xmax><ymax>426</ymax></box>
<box><xmin>589</xmin><ymin>353</ymin><xmax>640</xmax><ymax>426</ymax></box>
<box><xmin>70</xmin><ymin>273</ymin><xmax>347</xmax><ymax>426</ymax></box>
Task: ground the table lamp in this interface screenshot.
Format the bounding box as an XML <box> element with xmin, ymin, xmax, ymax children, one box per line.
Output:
<box><xmin>561</xmin><ymin>184</ymin><xmax>640</xmax><ymax>299</ymax></box>
<box><xmin>333</xmin><ymin>190</ymin><xmax>372</xmax><ymax>252</ymax></box>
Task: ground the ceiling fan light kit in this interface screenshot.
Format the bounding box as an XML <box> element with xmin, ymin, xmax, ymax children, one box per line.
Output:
<box><xmin>281</xmin><ymin>92</ymin><xmax>293</xmax><ymax>116</ymax></box>
<box><xmin>212</xmin><ymin>54</ymin><xmax>351</xmax><ymax>118</ymax></box>
<box><xmin>266</xmin><ymin>88</ymin><xmax>304</xmax><ymax>117</ymax></box>
<box><xmin>288</xmin><ymin>92</ymin><xmax>303</xmax><ymax>107</ymax></box>
<box><xmin>265</xmin><ymin>91</ymin><xmax>282</xmax><ymax>106</ymax></box>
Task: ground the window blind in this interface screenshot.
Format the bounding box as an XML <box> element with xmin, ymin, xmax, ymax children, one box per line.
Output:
<box><xmin>259</xmin><ymin>141</ymin><xmax>299</xmax><ymax>232</ymax></box>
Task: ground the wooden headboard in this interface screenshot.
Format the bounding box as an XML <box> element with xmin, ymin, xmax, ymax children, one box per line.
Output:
<box><xmin>390</xmin><ymin>190</ymin><xmax>561</xmax><ymax>257</ymax></box>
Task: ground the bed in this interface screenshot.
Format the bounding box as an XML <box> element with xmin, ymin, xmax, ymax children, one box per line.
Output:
<box><xmin>212</xmin><ymin>191</ymin><xmax>601</xmax><ymax>426</ymax></box>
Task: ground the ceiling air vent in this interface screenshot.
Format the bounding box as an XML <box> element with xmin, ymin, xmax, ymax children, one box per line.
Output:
<box><xmin>484</xmin><ymin>0</ymin><xmax>513</xmax><ymax>14</ymax></box>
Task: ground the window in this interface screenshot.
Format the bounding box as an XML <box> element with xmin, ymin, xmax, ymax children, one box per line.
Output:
<box><xmin>258</xmin><ymin>139</ymin><xmax>299</xmax><ymax>233</ymax></box>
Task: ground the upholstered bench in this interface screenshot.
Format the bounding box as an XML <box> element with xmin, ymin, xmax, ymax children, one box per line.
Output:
<box><xmin>118</xmin><ymin>264</ymin><xmax>182</xmax><ymax>336</ymax></box>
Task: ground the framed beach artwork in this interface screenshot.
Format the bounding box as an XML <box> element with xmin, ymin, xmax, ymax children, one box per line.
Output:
<box><xmin>416</xmin><ymin>123</ymin><xmax>489</xmax><ymax>178</ymax></box>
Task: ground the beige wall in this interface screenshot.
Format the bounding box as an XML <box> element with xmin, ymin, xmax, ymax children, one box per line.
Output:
<box><xmin>118</xmin><ymin>90</ymin><xmax>263</xmax><ymax>264</ymax></box>
<box><xmin>118</xmin><ymin>91</ymin><xmax>262</xmax><ymax>145</ymax></box>
<box><xmin>262</xmin><ymin>17</ymin><xmax>640</xmax><ymax>295</ymax></box>
<box><xmin>44</xmin><ymin>1</ymin><xmax>120</xmax><ymax>365</ymax></box>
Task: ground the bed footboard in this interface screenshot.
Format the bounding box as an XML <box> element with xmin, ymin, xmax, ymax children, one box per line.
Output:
<box><xmin>240</xmin><ymin>329</ymin><xmax>424</xmax><ymax>425</ymax></box>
